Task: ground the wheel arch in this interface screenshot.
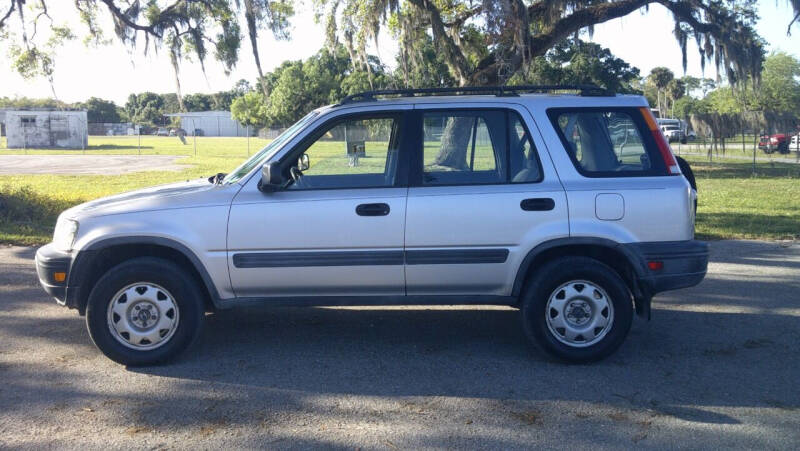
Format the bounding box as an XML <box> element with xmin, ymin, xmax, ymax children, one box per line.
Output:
<box><xmin>512</xmin><ymin>237</ymin><xmax>650</xmax><ymax>316</ymax></box>
<box><xmin>69</xmin><ymin>236</ymin><xmax>221</xmax><ymax>315</ymax></box>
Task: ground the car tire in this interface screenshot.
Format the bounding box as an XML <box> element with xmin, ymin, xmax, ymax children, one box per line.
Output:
<box><xmin>521</xmin><ymin>256</ymin><xmax>633</xmax><ymax>363</ymax></box>
<box><xmin>85</xmin><ymin>257</ymin><xmax>204</xmax><ymax>366</ymax></box>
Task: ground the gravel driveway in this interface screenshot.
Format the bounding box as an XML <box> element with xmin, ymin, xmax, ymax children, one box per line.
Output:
<box><xmin>0</xmin><ymin>155</ymin><xmax>189</xmax><ymax>175</ymax></box>
<box><xmin>1</xmin><ymin>240</ymin><xmax>799</xmax><ymax>449</ymax></box>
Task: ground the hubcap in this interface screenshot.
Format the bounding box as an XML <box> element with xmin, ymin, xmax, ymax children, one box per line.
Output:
<box><xmin>107</xmin><ymin>282</ymin><xmax>179</xmax><ymax>351</ymax></box>
<box><xmin>545</xmin><ymin>280</ymin><xmax>613</xmax><ymax>348</ymax></box>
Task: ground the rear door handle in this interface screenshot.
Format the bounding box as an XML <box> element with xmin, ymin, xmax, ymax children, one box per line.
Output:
<box><xmin>356</xmin><ymin>203</ymin><xmax>390</xmax><ymax>216</ymax></box>
<box><xmin>520</xmin><ymin>198</ymin><xmax>555</xmax><ymax>211</ymax></box>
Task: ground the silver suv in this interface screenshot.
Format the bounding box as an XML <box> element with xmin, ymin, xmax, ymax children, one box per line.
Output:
<box><xmin>35</xmin><ymin>86</ymin><xmax>708</xmax><ymax>365</ymax></box>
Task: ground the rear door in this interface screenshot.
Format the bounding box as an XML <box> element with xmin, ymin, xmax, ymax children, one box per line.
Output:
<box><xmin>403</xmin><ymin>104</ymin><xmax>569</xmax><ymax>296</ymax></box>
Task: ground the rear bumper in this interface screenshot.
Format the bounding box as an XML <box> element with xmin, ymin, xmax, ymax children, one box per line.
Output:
<box><xmin>35</xmin><ymin>244</ymin><xmax>76</xmax><ymax>306</ymax></box>
<box><xmin>625</xmin><ymin>240</ymin><xmax>709</xmax><ymax>295</ymax></box>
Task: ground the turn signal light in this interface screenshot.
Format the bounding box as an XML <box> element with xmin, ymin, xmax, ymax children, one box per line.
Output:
<box><xmin>647</xmin><ymin>261</ymin><xmax>664</xmax><ymax>271</ymax></box>
<box><xmin>639</xmin><ymin>107</ymin><xmax>681</xmax><ymax>175</ymax></box>
<box><xmin>53</xmin><ymin>272</ymin><xmax>66</xmax><ymax>282</ymax></box>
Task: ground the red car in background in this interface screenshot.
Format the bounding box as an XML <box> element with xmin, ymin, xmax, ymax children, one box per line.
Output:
<box><xmin>758</xmin><ymin>133</ymin><xmax>790</xmax><ymax>154</ymax></box>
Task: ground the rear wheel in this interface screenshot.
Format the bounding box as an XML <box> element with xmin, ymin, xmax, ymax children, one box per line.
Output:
<box><xmin>521</xmin><ymin>257</ymin><xmax>633</xmax><ymax>363</ymax></box>
<box><xmin>86</xmin><ymin>257</ymin><xmax>204</xmax><ymax>366</ymax></box>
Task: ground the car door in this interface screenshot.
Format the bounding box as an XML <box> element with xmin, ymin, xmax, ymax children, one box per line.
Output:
<box><xmin>404</xmin><ymin>104</ymin><xmax>569</xmax><ymax>297</ymax></box>
<box><xmin>227</xmin><ymin>109</ymin><xmax>410</xmax><ymax>299</ymax></box>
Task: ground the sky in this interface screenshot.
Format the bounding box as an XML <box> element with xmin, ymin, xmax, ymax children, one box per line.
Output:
<box><xmin>0</xmin><ymin>1</ymin><xmax>797</xmax><ymax>105</ymax></box>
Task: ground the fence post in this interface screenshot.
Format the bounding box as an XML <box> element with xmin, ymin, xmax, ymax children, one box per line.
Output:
<box><xmin>138</xmin><ymin>125</ymin><xmax>141</xmax><ymax>156</ymax></box>
<box><xmin>247</xmin><ymin>125</ymin><xmax>250</xmax><ymax>156</ymax></box>
<box><xmin>189</xmin><ymin>118</ymin><xmax>196</xmax><ymax>157</ymax></box>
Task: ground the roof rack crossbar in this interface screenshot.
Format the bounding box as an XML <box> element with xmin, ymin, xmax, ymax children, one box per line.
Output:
<box><xmin>339</xmin><ymin>84</ymin><xmax>613</xmax><ymax>104</ymax></box>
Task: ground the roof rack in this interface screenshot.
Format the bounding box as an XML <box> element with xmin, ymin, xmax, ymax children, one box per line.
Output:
<box><xmin>339</xmin><ymin>84</ymin><xmax>613</xmax><ymax>104</ymax></box>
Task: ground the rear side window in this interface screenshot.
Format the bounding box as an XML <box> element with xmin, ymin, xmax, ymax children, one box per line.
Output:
<box><xmin>420</xmin><ymin>110</ymin><xmax>542</xmax><ymax>185</ymax></box>
<box><xmin>548</xmin><ymin>108</ymin><xmax>666</xmax><ymax>177</ymax></box>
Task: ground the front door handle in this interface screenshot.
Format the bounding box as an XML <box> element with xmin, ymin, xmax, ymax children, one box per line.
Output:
<box><xmin>520</xmin><ymin>198</ymin><xmax>555</xmax><ymax>211</ymax></box>
<box><xmin>356</xmin><ymin>203</ymin><xmax>390</xmax><ymax>216</ymax></box>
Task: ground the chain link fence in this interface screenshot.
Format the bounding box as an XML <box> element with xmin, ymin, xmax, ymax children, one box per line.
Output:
<box><xmin>0</xmin><ymin>122</ymin><xmax>277</xmax><ymax>159</ymax></box>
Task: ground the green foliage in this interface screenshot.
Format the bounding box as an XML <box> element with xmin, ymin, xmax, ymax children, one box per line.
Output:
<box><xmin>758</xmin><ymin>51</ymin><xmax>800</xmax><ymax>113</ymax></box>
<box><xmin>511</xmin><ymin>39</ymin><xmax>640</xmax><ymax>93</ymax></box>
<box><xmin>76</xmin><ymin>97</ymin><xmax>122</xmax><ymax>123</ymax></box>
<box><xmin>0</xmin><ymin>96</ymin><xmax>68</xmax><ymax>109</ymax></box>
<box><xmin>698</xmin><ymin>52</ymin><xmax>800</xmax><ymax>117</ymax></box>
<box><xmin>231</xmin><ymin>91</ymin><xmax>269</xmax><ymax>127</ymax></box>
<box><xmin>183</xmin><ymin>93</ymin><xmax>215</xmax><ymax>112</ymax></box>
<box><xmin>246</xmin><ymin>46</ymin><xmax>389</xmax><ymax>127</ymax></box>
<box><xmin>124</xmin><ymin>92</ymin><xmax>167</xmax><ymax>126</ymax></box>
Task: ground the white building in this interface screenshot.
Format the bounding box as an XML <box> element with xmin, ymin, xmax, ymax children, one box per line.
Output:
<box><xmin>165</xmin><ymin>111</ymin><xmax>254</xmax><ymax>137</ymax></box>
<box><xmin>2</xmin><ymin>110</ymin><xmax>88</xmax><ymax>149</ymax></box>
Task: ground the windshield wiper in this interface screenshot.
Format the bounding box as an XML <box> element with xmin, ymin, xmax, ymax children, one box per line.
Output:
<box><xmin>208</xmin><ymin>173</ymin><xmax>227</xmax><ymax>185</ymax></box>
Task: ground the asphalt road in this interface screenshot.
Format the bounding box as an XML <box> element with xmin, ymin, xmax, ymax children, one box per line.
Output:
<box><xmin>1</xmin><ymin>240</ymin><xmax>799</xmax><ymax>449</ymax></box>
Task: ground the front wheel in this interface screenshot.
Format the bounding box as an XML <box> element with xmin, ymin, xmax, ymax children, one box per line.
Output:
<box><xmin>521</xmin><ymin>257</ymin><xmax>633</xmax><ymax>363</ymax></box>
<box><xmin>86</xmin><ymin>257</ymin><xmax>204</xmax><ymax>366</ymax></box>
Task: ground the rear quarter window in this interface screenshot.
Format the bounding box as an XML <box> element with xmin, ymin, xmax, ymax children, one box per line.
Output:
<box><xmin>547</xmin><ymin>108</ymin><xmax>667</xmax><ymax>177</ymax></box>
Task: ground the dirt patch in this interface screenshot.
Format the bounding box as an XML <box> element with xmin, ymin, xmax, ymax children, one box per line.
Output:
<box><xmin>0</xmin><ymin>155</ymin><xmax>190</xmax><ymax>175</ymax></box>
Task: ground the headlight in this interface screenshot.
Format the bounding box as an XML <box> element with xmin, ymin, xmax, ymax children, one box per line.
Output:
<box><xmin>53</xmin><ymin>217</ymin><xmax>79</xmax><ymax>252</ymax></box>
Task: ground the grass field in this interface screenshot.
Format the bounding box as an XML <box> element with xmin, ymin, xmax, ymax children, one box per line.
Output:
<box><xmin>1</xmin><ymin>136</ymin><xmax>799</xmax><ymax>245</ymax></box>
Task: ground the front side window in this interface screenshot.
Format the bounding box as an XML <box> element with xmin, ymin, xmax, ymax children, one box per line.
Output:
<box><xmin>223</xmin><ymin>111</ymin><xmax>318</xmax><ymax>185</ymax></box>
<box><xmin>549</xmin><ymin>108</ymin><xmax>665</xmax><ymax>176</ymax></box>
<box><xmin>287</xmin><ymin>115</ymin><xmax>402</xmax><ymax>190</ymax></box>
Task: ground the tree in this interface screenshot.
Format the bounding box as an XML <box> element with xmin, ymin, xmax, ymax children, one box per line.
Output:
<box><xmin>700</xmin><ymin>79</ymin><xmax>717</xmax><ymax>97</ymax></box>
<box><xmin>0</xmin><ymin>1</ymin><xmax>295</xmax><ymax>108</ymax></box>
<box><xmin>318</xmin><ymin>1</ymin><xmax>768</xmax><ymax>88</ymax></box>
<box><xmin>757</xmin><ymin>51</ymin><xmax>800</xmax><ymax>114</ymax></box>
<box><xmin>124</xmin><ymin>92</ymin><xmax>167</xmax><ymax>125</ymax></box>
<box><xmin>182</xmin><ymin>93</ymin><xmax>214</xmax><ymax>112</ymax></box>
<box><xmin>680</xmin><ymin>76</ymin><xmax>700</xmax><ymax>97</ymax></box>
<box><xmin>79</xmin><ymin>97</ymin><xmax>121</xmax><ymax>123</ymax></box>
<box><xmin>317</xmin><ymin>0</ymin><xmax>769</xmax><ymax>168</ymax></box>
<box><xmin>648</xmin><ymin>67</ymin><xmax>674</xmax><ymax>115</ymax></box>
<box><xmin>666</xmin><ymin>78</ymin><xmax>686</xmax><ymax>117</ymax></box>
<box><xmin>513</xmin><ymin>38</ymin><xmax>640</xmax><ymax>93</ymax></box>
<box><xmin>239</xmin><ymin>0</ymin><xmax>295</xmax><ymax>95</ymax></box>
<box><xmin>1</xmin><ymin>1</ymin><xmax>245</xmax><ymax>108</ymax></box>
<box><xmin>231</xmin><ymin>91</ymin><xmax>269</xmax><ymax>127</ymax></box>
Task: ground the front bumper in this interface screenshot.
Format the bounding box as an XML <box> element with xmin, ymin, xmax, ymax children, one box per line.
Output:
<box><xmin>35</xmin><ymin>244</ymin><xmax>75</xmax><ymax>306</ymax></box>
<box><xmin>626</xmin><ymin>240</ymin><xmax>709</xmax><ymax>295</ymax></box>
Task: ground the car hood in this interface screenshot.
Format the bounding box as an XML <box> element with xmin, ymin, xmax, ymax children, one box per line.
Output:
<box><xmin>64</xmin><ymin>178</ymin><xmax>236</xmax><ymax>219</ymax></box>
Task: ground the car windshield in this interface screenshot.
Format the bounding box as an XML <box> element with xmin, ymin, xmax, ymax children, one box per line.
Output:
<box><xmin>222</xmin><ymin>111</ymin><xmax>319</xmax><ymax>185</ymax></box>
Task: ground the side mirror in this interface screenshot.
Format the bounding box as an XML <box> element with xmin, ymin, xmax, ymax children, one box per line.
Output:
<box><xmin>298</xmin><ymin>154</ymin><xmax>310</xmax><ymax>171</ymax></box>
<box><xmin>260</xmin><ymin>162</ymin><xmax>284</xmax><ymax>192</ymax></box>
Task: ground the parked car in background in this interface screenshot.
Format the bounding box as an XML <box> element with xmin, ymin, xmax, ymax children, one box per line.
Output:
<box><xmin>687</xmin><ymin>130</ymin><xmax>697</xmax><ymax>141</ymax></box>
<box><xmin>758</xmin><ymin>133</ymin><xmax>789</xmax><ymax>154</ymax></box>
<box><xmin>661</xmin><ymin>125</ymin><xmax>686</xmax><ymax>144</ymax></box>
<box><xmin>155</xmin><ymin>127</ymin><xmax>169</xmax><ymax>137</ymax></box>
<box><xmin>35</xmin><ymin>85</ymin><xmax>707</xmax><ymax>365</ymax></box>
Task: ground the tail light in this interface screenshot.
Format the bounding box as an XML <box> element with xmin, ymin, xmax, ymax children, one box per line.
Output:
<box><xmin>639</xmin><ymin>107</ymin><xmax>681</xmax><ymax>175</ymax></box>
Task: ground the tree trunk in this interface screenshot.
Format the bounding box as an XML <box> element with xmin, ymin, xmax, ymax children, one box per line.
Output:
<box><xmin>244</xmin><ymin>1</ymin><xmax>268</xmax><ymax>96</ymax></box>
<box><xmin>433</xmin><ymin>116</ymin><xmax>473</xmax><ymax>170</ymax></box>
